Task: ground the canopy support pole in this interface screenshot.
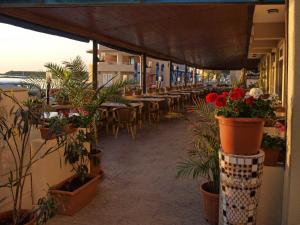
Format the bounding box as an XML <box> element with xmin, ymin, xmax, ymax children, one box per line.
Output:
<box><xmin>92</xmin><ymin>40</ymin><xmax>98</xmax><ymax>89</ymax></box>
<box><xmin>184</xmin><ymin>65</ymin><xmax>188</xmax><ymax>87</ymax></box>
<box><xmin>141</xmin><ymin>53</ymin><xmax>147</xmax><ymax>94</ymax></box>
<box><xmin>169</xmin><ymin>61</ymin><xmax>173</xmax><ymax>88</ymax></box>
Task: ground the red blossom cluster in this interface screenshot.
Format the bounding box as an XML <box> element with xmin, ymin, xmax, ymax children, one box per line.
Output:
<box><xmin>205</xmin><ymin>88</ymin><xmax>255</xmax><ymax>108</ymax></box>
<box><xmin>205</xmin><ymin>91</ymin><xmax>228</xmax><ymax>108</ymax></box>
<box><xmin>229</xmin><ymin>88</ymin><xmax>245</xmax><ymax>101</ymax></box>
<box><xmin>77</xmin><ymin>107</ymin><xmax>89</xmax><ymax>116</ymax></box>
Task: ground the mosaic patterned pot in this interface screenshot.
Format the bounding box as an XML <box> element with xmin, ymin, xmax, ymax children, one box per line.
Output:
<box><xmin>219</xmin><ymin>150</ymin><xmax>264</xmax><ymax>225</ymax></box>
<box><xmin>216</xmin><ymin>117</ymin><xmax>265</xmax><ymax>155</ymax></box>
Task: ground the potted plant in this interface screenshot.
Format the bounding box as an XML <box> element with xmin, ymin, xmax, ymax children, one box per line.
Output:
<box><xmin>45</xmin><ymin>56</ymin><xmax>128</xmax><ymax>178</ymax></box>
<box><xmin>49</xmin><ymin>130</ymin><xmax>100</xmax><ymax>215</ymax></box>
<box><xmin>39</xmin><ymin>116</ymin><xmax>76</xmax><ymax>140</ymax></box>
<box><xmin>0</xmin><ymin>89</ymin><xmax>64</xmax><ymax>225</ymax></box>
<box><xmin>177</xmin><ymin>99</ymin><xmax>219</xmax><ymax>225</ymax></box>
<box><xmin>261</xmin><ymin>133</ymin><xmax>286</xmax><ymax>166</ymax></box>
<box><xmin>23</xmin><ymin>98</ymin><xmax>45</xmax><ymax>125</ymax></box>
<box><xmin>206</xmin><ymin>87</ymin><xmax>276</xmax><ymax>155</ymax></box>
<box><xmin>68</xmin><ymin>114</ymin><xmax>102</xmax><ymax>177</ymax></box>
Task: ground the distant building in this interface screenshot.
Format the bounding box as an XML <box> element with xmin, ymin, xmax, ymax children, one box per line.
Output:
<box><xmin>88</xmin><ymin>45</ymin><xmax>171</xmax><ymax>88</ymax></box>
<box><xmin>88</xmin><ymin>45</ymin><xmax>140</xmax><ymax>87</ymax></box>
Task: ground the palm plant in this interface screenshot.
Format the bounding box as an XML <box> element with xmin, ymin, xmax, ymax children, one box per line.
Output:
<box><xmin>177</xmin><ymin>99</ymin><xmax>220</xmax><ymax>194</ymax></box>
<box><xmin>45</xmin><ymin>57</ymin><xmax>129</xmax><ymax>174</ymax></box>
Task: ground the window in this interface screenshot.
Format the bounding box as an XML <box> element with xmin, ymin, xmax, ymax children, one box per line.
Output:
<box><xmin>103</xmin><ymin>73</ymin><xmax>114</xmax><ymax>86</ymax></box>
<box><xmin>129</xmin><ymin>57</ymin><xmax>135</xmax><ymax>65</ymax></box>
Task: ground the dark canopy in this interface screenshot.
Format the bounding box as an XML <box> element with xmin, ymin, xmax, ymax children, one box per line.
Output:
<box><xmin>0</xmin><ymin>4</ymin><xmax>256</xmax><ymax>69</ymax></box>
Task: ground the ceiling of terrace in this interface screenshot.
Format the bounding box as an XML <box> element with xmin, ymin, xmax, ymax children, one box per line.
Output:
<box><xmin>0</xmin><ymin>4</ymin><xmax>255</xmax><ymax>69</ymax></box>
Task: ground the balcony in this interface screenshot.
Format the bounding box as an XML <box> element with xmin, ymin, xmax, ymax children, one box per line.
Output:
<box><xmin>97</xmin><ymin>62</ymin><xmax>136</xmax><ymax>73</ymax></box>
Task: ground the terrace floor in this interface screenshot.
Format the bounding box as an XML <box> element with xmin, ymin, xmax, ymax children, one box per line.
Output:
<box><xmin>48</xmin><ymin>113</ymin><xmax>209</xmax><ymax>225</ymax></box>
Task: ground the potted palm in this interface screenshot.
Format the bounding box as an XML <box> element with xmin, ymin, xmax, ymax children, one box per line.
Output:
<box><xmin>177</xmin><ymin>99</ymin><xmax>220</xmax><ymax>225</ymax></box>
<box><xmin>0</xmin><ymin>89</ymin><xmax>64</xmax><ymax>225</ymax></box>
<box><xmin>261</xmin><ymin>133</ymin><xmax>286</xmax><ymax>166</ymax></box>
<box><xmin>45</xmin><ymin>56</ymin><xmax>128</xmax><ymax>178</ymax></box>
<box><xmin>206</xmin><ymin>87</ymin><xmax>276</xmax><ymax>155</ymax></box>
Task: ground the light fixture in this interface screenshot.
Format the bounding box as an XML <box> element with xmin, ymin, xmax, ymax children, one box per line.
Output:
<box><xmin>267</xmin><ymin>9</ymin><xmax>279</xmax><ymax>14</ymax></box>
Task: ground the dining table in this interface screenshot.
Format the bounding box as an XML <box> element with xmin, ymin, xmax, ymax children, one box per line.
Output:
<box><xmin>101</xmin><ymin>102</ymin><xmax>143</xmax><ymax>108</ymax></box>
<box><xmin>124</xmin><ymin>96</ymin><xmax>165</xmax><ymax>102</ymax></box>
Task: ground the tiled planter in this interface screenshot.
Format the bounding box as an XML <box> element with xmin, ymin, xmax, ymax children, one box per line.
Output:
<box><xmin>219</xmin><ymin>150</ymin><xmax>264</xmax><ymax>225</ymax></box>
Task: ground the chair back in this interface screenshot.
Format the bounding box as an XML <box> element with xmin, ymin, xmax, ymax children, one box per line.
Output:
<box><xmin>135</xmin><ymin>89</ymin><xmax>142</xmax><ymax>96</ymax></box>
<box><xmin>114</xmin><ymin>107</ymin><xmax>136</xmax><ymax>123</ymax></box>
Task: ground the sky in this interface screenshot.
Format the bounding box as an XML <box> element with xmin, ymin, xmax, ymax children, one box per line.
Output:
<box><xmin>0</xmin><ymin>23</ymin><xmax>92</xmax><ymax>74</ymax></box>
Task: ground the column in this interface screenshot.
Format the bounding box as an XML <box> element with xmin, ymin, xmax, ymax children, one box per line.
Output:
<box><xmin>282</xmin><ymin>1</ymin><xmax>300</xmax><ymax>224</ymax></box>
<box><xmin>141</xmin><ymin>53</ymin><xmax>147</xmax><ymax>94</ymax></box>
<box><xmin>92</xmin><ymin>40</ymin><xmax>98</xmax><ymax>89</ymax></box>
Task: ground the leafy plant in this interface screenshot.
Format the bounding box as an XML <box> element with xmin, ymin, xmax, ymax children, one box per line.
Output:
<box><xmin>0</xmin><ymin>89</ymin><xmax>65</xmax><ymax>225</ymax></box>
<box><xmin>64</xmin><ymin>130</ymin><xmax>90</xmax><ymax>184</ymax></box>
<box><xmin>261</xmin><ymin>133</ymin><xmax>286</xmax><ymax>151</ymax></box>
<box><xmin>177</xmin><ymin>99</ymin><xmax>220</xmax><ymax>194</ymax></box>
<box><xmin>34</xmin><ymin>194</ymin><xmax>56</xmax><ymax>225</ymax></box>
<box><xmin>23</xmin><ymin>98</ymin><xmax>45</xmax><ymax>124</ymax></box>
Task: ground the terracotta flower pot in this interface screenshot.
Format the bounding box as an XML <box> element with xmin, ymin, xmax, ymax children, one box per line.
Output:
<box><xmin>0</xmin><ymin>209</ymin><xmax>35</xmax><ymax>225</ymax></box>
<box><xmin>40</xmin><ymin>125</ymin><xmax>77</xmax><ymax>140</ymax></box>
<box><xmin>216</xmin><ymin>116</ymin><xmax>265</xmax><ymax>155</ymax></box>
<box><xmin>200</xmin><ymin>182</ymin><xmax>219</xmax><ymax>225</ymax></box>
<box><xmin>49</xmin><ymin>175</ymin><xmax>100</xmax><ymax>216</ymax></box>
<box><xmin>263</xmin><ymin>148</ymin><xmax>281</xmax><ymax>166</ymax></box>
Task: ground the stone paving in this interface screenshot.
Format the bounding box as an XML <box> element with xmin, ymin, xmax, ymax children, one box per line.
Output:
<box><xmin>48</xmin><ymin>114</ymin><xmax>209</xmax><ymax>225</ymax></box>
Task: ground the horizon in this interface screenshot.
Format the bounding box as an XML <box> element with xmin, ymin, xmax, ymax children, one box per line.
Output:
<box><xmin>0</xmin><ymin>23</ymin><xmax>92</xmax><ymax>74</ymax></box>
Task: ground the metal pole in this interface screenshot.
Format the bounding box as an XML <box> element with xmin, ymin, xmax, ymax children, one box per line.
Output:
<box><xmin>169</xmin><ymin>61</ymin><xmax>172</xmax><ymax>88</ymax></box>
<box><xmin>92</xmin><ymin>40</ymin><xmax>98</xmax><ymax>89</ymax></box>
<box><xmin>184</xmin><ymin>65</ymin><xmax>188</xmax><ymax>87</ymax></box>
<box><xmin>141</xmin><ymin>53</ymin><xmax>147</xmax><ymax>94</ymax></box>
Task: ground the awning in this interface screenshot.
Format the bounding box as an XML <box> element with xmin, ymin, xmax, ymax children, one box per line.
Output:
<box><xmin>0</xmin><ymin>3</ymin><xmax>258</xmax><ymax>69</ymax></box>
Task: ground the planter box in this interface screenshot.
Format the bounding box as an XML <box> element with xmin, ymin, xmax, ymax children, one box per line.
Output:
<box><xmin>49</xmin><ymin>175</ymin><xmax>100</xmax><ymax>215</ymax></box>
<box><xmin>263</xmin><ymin>149</ymin><xmax>281</xmax><ymax>167</ymax></box>
<box><xmin>0</xmin><ymin>210</ymin><xmax>35</xmax><ymax>225</ymax></box>
<box><xmin>40</xmin><ymin>125</ymin><xmax>77</xmax><ymax>140</ymax></box>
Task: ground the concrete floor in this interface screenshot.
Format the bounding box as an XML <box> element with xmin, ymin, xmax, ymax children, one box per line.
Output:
<box><xmin>48</xmin><ymin>114</ymin><xmax>209</xmax><ymax>225</ymax></box>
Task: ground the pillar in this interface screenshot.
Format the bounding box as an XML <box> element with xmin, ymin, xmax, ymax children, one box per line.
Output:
<box><xmin>141</xmin><ymin>53</ymin><xmax>147</xmax><ymax>94</ymax></box>
<box><xmin>92</xmin><ymin>40</ymin><xmax>98</xmax><ymax>89</ymax></box>
<box><xmin>282</xmin><ymin>1</ymin><xmax>300</xmax><ymax>224</ymax></box>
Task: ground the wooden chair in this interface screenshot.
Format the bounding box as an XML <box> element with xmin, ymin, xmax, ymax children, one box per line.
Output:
<box><xmin>113</xmin><ymin>107</ymin><xmax>137</xmax><ymax>139</ymax></box>
<box><xmin>97</xmin><ymin>108</ymin><xmax>109</xmax><ymax>135</ymax></box>
<box><xmin>148</xmin><ymin>101</ymin><xmax>160</xmax><ymax>123</ymax></box>
<box><xmin>135</xmin><ymin>89</ymin><xmax>142</xmax><ymax>96</ymax></box>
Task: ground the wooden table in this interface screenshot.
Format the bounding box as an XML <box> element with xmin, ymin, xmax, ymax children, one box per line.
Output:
<box><xmin>101</xmin><ymin>102</ymin><xmax>143</xmax><ymax>108</ymax></box>
<box><xmin>124</xmin><ymin>97</ymin><xmax>165</xmax><ymax>102</ymax></box>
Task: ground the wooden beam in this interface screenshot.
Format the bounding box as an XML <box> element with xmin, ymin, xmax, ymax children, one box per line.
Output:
<box><xmin>92</xmin><ymin>40</ymin><xmax>98</xmax><ymax>89</ymax></box>
<box><xmin>251</xmin><ymin>40</ymin><xmax>279</xmax><ymax>49</ymax></box>
<box><xmin>249</xmin><ymin>48</ymin><xmax>272</xmax><ymax>54</ymax></box>
<box><xmin>253</xmin><ymin>22</ymin><xmax>285</xmax><ymax>40</ymax></box>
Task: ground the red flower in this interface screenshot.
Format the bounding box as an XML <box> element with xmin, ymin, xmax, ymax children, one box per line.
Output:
<box><xmin>230</xmin><ymin>88</ymin><xmax>245</xmax><ymax>101</ymax></box>
<box><xmin>206</xmin><ymin>93</ymin><xmax>218</xmax><ymax>103</ymax></box>
<box><xmin>220</xmin><ymin>92</ymin><xmax>229</xmax><ymax>98</ymax></box>
<box><xmin>214</xmin><ymin>96</ymin><xmax>226</xmax><ymax>108</ymax></box>
<box><xmin>245</xmin><ymin>96</ymin><xmax>254</xmax><ymax>105</ymax></box>
<box><xmin>275</xmin><ymin>122</ymin><xmax>285</xmax><ymax>133</ymax></box>
<box><xmin>77</xmin><ymin>107</ymin><xmax>89</xmax><ymax>116</ymax></box>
